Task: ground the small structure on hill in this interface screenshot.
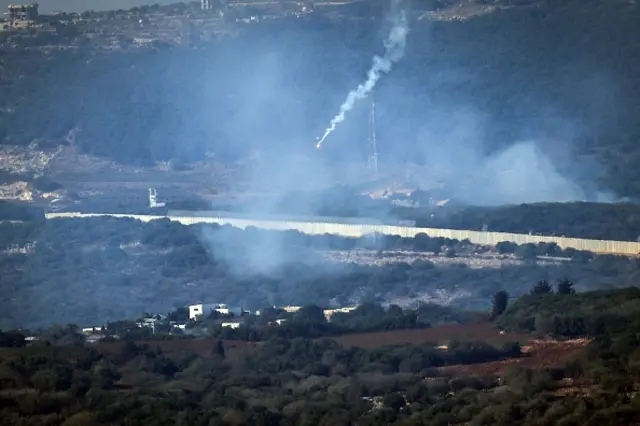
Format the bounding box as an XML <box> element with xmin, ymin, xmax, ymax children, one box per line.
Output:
<box><xmin>7</xmin><ymin>3</ymin><xmax>38</xmax><ymax>22</ymax></box>
<box><xmin>189</xmin><ymin>303</ymin><xmax>230</xmax><ymax>320</ymax></box>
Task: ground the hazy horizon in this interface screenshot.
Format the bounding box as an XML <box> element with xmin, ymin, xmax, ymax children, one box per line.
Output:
<box><xmin>2</xmin><ymin>0</ymin><xmax>637</xmax><ymax>204</ymax></box>
<box><xmin>1</xmin><ymin>0</ymin><xmax>184</xmax><ymax>14</ymax></box>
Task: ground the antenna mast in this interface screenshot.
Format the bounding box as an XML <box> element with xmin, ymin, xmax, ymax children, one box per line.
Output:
<box><xmin>367</xmin><ymin>97</ymin><xmax>379</xmax><ymax>179</ymax></box>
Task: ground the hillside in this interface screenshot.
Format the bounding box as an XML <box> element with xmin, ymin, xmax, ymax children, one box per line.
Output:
<box><xmin>498</xmin><ymin>286</ymin><xmax>640</xmax><ymax>336</ymax></box>
<box><xmin>1</xmin><ymin>216</ymin><xmax>639</xmax><ymax>328</ymax></box>
<box><xmin>3</xmin><ymin>286</ymin><xmax>640</xmax><ymax>424</ymax></box>
<box><xmin>2</xmin><ymin>0</ymin><xmax>640</xmax><ymax>200</ymax></box>
<box><xmin>417</xmin><ymin>202</ymin><xmax>640</xmax><ymax>241</ymax></box>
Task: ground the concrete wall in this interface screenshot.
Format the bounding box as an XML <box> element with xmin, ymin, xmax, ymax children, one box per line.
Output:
<box><xmin>45</xmin><ymin>212</ymin><xmax>640</xmax><ymax>256</ymax></box>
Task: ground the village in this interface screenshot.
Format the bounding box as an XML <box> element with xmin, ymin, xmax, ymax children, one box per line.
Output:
<box><xmin>76</xmin><ymin>302</ymin><xmax>359</xmax><ymax>343</ymax></box>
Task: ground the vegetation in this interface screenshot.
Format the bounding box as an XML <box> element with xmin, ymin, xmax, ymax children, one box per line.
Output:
<box><xmin>1</xmin><ymin>216</ymin><xmax>638</xmax><ymax>329</ymax></box>
<box><xmin>497</xmin><ymin>286</ymin><xmax>640</xmax><ymax>338</ymax></box>
<box><xmin>199</xmin><ymin>301</ymin><xmax>477</xmax><ymax>342</ymax></box>
<box><xmin>0</xmin><ymin>201</ymin><xmax>44</xmax><ymax>221</ymax></box>
<box><xmin>3</xmin><ymin>286</ymin><xmax>640</xmax><ymax>424</ymax></box>
<box><xmin>3</xmin><ymin>2</ymin><xmax>640</xmax><ymax>423</ymax></box>
<box><xmin>417</xmin><ymin>202</ymin><xmax>640</xmax><ymax>242</ymax></box>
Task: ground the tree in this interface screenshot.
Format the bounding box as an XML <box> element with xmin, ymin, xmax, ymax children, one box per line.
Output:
<box><xmin>0</xmin><ymin>330</ymin><xmax>26</xmax><ymax>347</ymax></box>
<box><xmin>515</xmin><ymin>243</ymin><xmax>538</xmax><ymax>261</ymax></box>
<box><xmin>557</xmin><ymin>278</ymin><xmax>575</xmax><ymax>295</ymax></box>
<box><xmin>61</xmin><ymin>412</ymin><xmax>97</xmax><ymax>426</ymax></box>
<box><xmin>70</xmin><ymin>371</ymin><xmax>92</xmax><ymax>397</ymax></box>
<box><xmin>294</xmin><ymin>305</ymin><xmax>326</xmax><ymax>324</ymax></box>
<box><xmin>534</xmin><ymin>314</ymin><xmax>557</xmax><ymax>336</ymax></box>
<box><xmin>167</xmin><ymin>307</ymin><xmax>190</xmax><ymax>322</ymax></box>
<box><xmin>40</xmin><ymin>325</ymin><xmax>86</xmax><ymax>347</ymax></box>
<box><xmin>496</xmin><ymin>241</ymin><xmax>518</xmax><ymax>254</ymax></box>
<box><xmin>428</xmin><ymin>238</ymin><xmax>442</xmax><ymax>255</ymax></box>
<box><xmin>387</xmin><ymin>305</ymin><xmax>403</xmax><ymax>317</ymax></box>
<box><xmin>383</xmin><ymin>392</ymin><xmax>406</xmax><ymax>412</ymax></box>
<box><xmin>531</xmin><ymin>280</ymin><xmax>553</xmax><ymax>295</ymax></box>
<box><xmin>95</xmin><ymin>361</ymin><xmax>121</xmax><ymax>390</ymax></box>
<box><xmin>213</xmin><ymin>340</ymin><xmax>226</xmax><ymax>359</ymax></box>
<box><xmin>412</xmin><ymin>233</ymin><xmax>430</xmax><ymax>251</ymax></box>
<box><xmin>491</xmin><ymin>291</ymin><xmax>509</xmax><ymax>319</ymax></box>
<box><xmin>502</xmin><ymin>341</ymin><xmax>521</xmax><ymax>357</ymax></box>
<box><xmin>31</xmin><ymin>369</ymin><xmax>59</xmax><ymax>393</ymax></box>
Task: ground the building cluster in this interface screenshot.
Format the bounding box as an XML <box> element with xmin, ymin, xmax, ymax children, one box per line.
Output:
<box><xmin>189</xmin><ymin>302</ymin><xmax>357</xmax><ymax>323</ymax></box>
<box><xmin>7</xmin><ymin>3</ymin><xmax>38</xmax><ymax>21</ymax></box>
<box><xmin>2</xmin><ymin>3</ymin><xmax>38</xmax><ymax>30</ymax></box>
<box><xmin>77</xmin><ymin>301</ymin><xmax>358</xmax><ymax>343</ymax></box>
<box><xmin>0</xmin><ymin>1</ymin><xmax>335</xmax><ymax>51</ymax></box>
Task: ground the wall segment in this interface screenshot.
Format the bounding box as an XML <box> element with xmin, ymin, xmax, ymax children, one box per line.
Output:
<box><xmin>45</xmin><ymin>212</ymin><xmax>640</xmax><ymax>256</ymax></box>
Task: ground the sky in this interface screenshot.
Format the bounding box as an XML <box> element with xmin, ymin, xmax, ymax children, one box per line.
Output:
<box><xmin>1</xmin><ymin>0</ymin><xmax>183</xmax><ymax>14</ymax></box>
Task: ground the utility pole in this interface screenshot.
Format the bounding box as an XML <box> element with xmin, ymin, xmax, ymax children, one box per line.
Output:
<box><xmin>367</xmin><ymin>97</ymin><xmax>379</xmax><ymax>180</ymax></box>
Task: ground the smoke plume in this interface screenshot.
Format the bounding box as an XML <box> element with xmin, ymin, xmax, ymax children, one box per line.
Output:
<box><xmin>316</xmin><ymin>0</ymin><xmax>409</xmax><ymax>148</ymax></box>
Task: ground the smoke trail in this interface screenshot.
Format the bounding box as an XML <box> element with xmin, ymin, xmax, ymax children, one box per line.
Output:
<box><xmin>316</xmin><ymin>1</ymin><xmax>409</xmax><ymax>148</ymax></box>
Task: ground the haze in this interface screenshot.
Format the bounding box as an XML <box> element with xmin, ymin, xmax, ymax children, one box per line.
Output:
<box><xmin>5</xmin><ymin>0</ymin><xmax>633</xmax><ymax>208</ymax></box>
<box><xmin>0</xmin><ymin>0</ymin><xmax>181</xmax><ymax>13</ymax></box>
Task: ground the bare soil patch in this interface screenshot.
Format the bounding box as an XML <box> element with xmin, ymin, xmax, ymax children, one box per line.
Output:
<box><xmin>332</xmin><ymin>323</ymin><xmax>531</xmax><ymax>349</ymax></box>
<box><xmin>438</xmin><ymin>339</ymin><xmax>590</xmax><ymax>377</ymax></box>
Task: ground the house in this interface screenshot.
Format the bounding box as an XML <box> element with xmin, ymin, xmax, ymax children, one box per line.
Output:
<box><xmin>230</xmin><ymin>307</ymin><xmax>252</xmax><ymax>317</ymax></box>
<box><xmin>169</xmin><ymin>321</ymin><xmax>188</xmax><ymax>330</ymax></box>
<box><xmin>221</xmin><ymin>320</ymin><xmax>242</xmax><ymax>329</ymax></box>
<box><xmin>188</xmin><ymin>303</ymin><xmax>230</xmax><ymax>320</ymax></box>
<box><xmin>217</xmin><ymin>317</ymin><xmax>250</xmax><ymax>329</ymax></box>
<box><xmin>81</xmin><ymin>326</ymin><xmax>105</xmax><ymax>334</ymax></box>
<box><xmin>136</xmin><ymin>314</ymin><xmax>166</xmax><ymax>328</ymax></box>
<box><xmin>323</xmin><ymin>306</ymin><xmax>357</xmax><ymax>322</ymax></box>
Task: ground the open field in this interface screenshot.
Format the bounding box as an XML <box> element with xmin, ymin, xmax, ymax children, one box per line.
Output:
<box><xmin>94</xmin><ymin>324</ymin><xmax>524</xmax><ymax>360</ymax></box>
<box><xmin>439</xmin><ymin>339</ymin><xmax>590</xmax><ymax>377</ymax></box>
<box><xmin>323</xmin><ymin>249</ymin><xmax>568</xmax><ymax>268</ymax></box>
<box><xmin>331</xmin><ymin>323</ymin><xmax>532</xmax><ymax>348</ymax></box>
<box><xmin>92</xmin><ymin>324</ymin><xmax>588</xmax><ymax>377</ymax></box>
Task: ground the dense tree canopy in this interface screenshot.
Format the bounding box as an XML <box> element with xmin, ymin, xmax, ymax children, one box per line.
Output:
<box><xmin>3</xmin><ymin>286</ymin><xmax>640</xmax><ymax>425</ymax></box>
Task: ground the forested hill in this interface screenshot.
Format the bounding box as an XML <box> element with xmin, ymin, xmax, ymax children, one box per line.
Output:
<box><xmin>2</xmin><ymin>0</ymin><xmax>640</xmax><ymax>195</ymax></box>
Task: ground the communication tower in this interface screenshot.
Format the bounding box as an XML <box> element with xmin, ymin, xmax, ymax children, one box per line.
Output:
<box><xmin>367</xmin><ymin>98</ymin><xmax>379</xmax><ymax>180</ymax></box>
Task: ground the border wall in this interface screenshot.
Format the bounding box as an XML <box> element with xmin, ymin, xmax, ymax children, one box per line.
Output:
<box><xmin>45</xmin><ymin>212</ymin><xmax>640</xmax><ymax>256</ymax></box>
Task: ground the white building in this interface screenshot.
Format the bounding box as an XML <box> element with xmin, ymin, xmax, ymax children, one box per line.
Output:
<box><xmin>221</xmin><ymin>320</ymin><xmax>242</xmax><ymax>329</ymax></box>
<box><xmin>135</xmin><ymin>314</ymin><xmax>166</xmax><ymax>329</ymax></box>
<box><xmin>81</xmin><ymin>326</ymin><xmax>104</xmax><ymax>334</ymax></box>
<box><xmin>189</xmin><ymin>303</ymin><xmax>230</xmax><ymax>320</ymax></box>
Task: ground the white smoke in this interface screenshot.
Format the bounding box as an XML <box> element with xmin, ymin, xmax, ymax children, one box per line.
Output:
<box><xmin>316</xmin><ymin>1</ymin><xmax>409</xmax><ymax>148</ymax></box>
